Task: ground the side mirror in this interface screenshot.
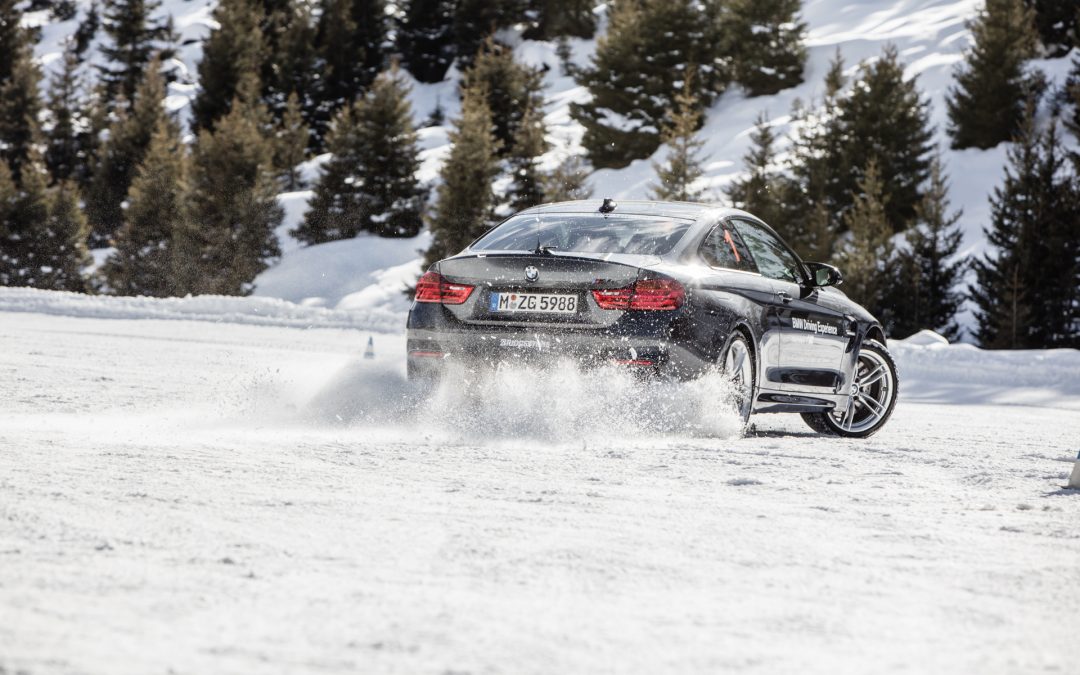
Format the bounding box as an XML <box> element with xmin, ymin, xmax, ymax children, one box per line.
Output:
<box><xmin>804</xmin><ymin>262</ymin><xmax>843</xmax><ymax>288</ymax></box>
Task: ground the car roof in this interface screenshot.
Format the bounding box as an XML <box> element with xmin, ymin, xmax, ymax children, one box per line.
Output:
<box><xmin>516</xmin><ymin>199</ymin><xmax>752</xmax><ymax>223</ymax></box>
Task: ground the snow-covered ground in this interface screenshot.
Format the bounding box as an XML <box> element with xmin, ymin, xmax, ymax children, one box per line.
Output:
<box><xmin>2</xmin><ymin>295</ymin><xmax>1079</xmax><ymax>673</ymax></box>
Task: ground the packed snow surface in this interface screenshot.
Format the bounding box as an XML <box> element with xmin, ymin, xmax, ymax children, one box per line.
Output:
<box><xmin>2</xmin><ymin>294</ymin><xmax>1079</xmax><ymax>673</ymax></box>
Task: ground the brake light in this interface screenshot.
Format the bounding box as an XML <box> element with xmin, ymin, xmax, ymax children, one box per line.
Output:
<box><xmin>414</xmin><ymin>271</ymin><xmax>474</xmax><ymax>305</ymax></box>
<box><xmin>592</xmin><ymin>278</ymin><xmax>685</xmax><ymax>311</ymax></box>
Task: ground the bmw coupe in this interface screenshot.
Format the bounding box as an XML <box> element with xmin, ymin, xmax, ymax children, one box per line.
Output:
<box><xmin>406</xmin><ymin>200</ymin><xmax>898</xmax><ymax>437</ymax></box>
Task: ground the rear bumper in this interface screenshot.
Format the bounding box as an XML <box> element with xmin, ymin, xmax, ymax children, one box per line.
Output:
<box><xmin>406</xmin><ymin>325</ymin><xmax>711</xmax><ymax>379</ymax></box>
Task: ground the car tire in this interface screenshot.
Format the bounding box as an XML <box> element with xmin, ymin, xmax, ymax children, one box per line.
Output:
<box><xmin>801</xmin><ymin>339</ymin><xmax>898</xmax><ymax>438</ymax></box>
<box><xmin>720</xmin><ymin>331</ymin><xmax>755</xmax><ymax>429</ymax></box>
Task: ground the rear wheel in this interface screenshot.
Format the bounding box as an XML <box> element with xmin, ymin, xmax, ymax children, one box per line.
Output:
<box><xmin>802</xmin><ymin>339</ymin><xmax>898</xmax><ymax>438</ymax></box>
<box><xmin>720</xmin><ymin>332</ymin><xmax>755</xmax><ymax>428</ymax></box>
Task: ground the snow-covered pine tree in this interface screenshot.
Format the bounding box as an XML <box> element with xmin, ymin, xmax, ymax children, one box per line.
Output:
<box><xmin>451</xmin><ymin>0</ymin><xmax>526</xmax><ymax>71</ymax></box>
<box><xmin>726</xmin><ymin>113</ymin><xmax>807</xmax><ymax>250</ymax></box>
<box><xmin>571</xmin><ymin>0</ymin><xmax>720</xmax><ymax>169</ymax></box>
<box><xmin>312</xmin><ymin>0</ymin><xmax>386</xmax><ymax>145</ymax></box>
<box><xmin>292</xmin><ymin>104</ymin><xmax>363</xmax><ymax>244</ymax></box>
<box><xmin>1025</xmin><ymin>0</ymin><xmax>1079</xmax><ymax>57</ymax></box>
<box><xmin>0</xmin><ymin>150</ymin><xmax>90</xmax><ymax>291</ymax></box>
<box><xmin>891</xmin><ymin>158</ymin><xmax>966</xmax><ymax>341</ymax></box>
<box><xmin>506</xmin><ymin>98</ymin><xmax>549</xmax><ymax>212</ymax></box>
<box><xmin>723</xmin><ymin>0</ymin><xmax>807</xmax><ymax>96</ymax></box>
<box><xmin>350</xmin><ymin>66</ymin><xmax>425</xmax><ymax>237</ymax></box>
<box><xmin>191</xmin><ymin>0</ymin><xmax>267</xmax><ymax>132</ymax></box>
<box><xmin>540</xmin><ymin>155</ymin><xmax>592</xmax><ymax>203</ymax></box>
<box><xmin>45</xmin><ymin>44</ymin><xmax>95</xmax><ymax>186</ymax></box>
<box><xmin>180</xmin><ymin>78</ymin><xmax>282</xmax><ymax>296</ymax></box>
<box><xmin>102</xmin><ymin>116</ymin><xmax>187</xmax><ymax>296</ymax></box>
<box><xmin>296</xmin><ymin>67</ymin><xmax>424</xmax><ymax>241</ymax></box>
<box><xmin>971</xmin><ymin>117</ymin><xmax>1080</xmax><ymax>348</ymax></box>
<box><xmin>41</xmin><ymin>180</ymin><xmax>92</xmax><ymax>292</ymax></box>
<box><xmin>274</xmin><ymin>91</ymin><xmax>308</xmax><ymax>191</ymax></box>
<box><xmin>98</xmin><ymin>0</ymin><xmax>175</xmax><ymax>109</ymax></box>
<box><xmin>397</xmin><ymin>0</ymin><xmax>456</xmax><ymax>84</ymax></box>
<box><xmin>523</xmin><ymin>0</ymin><xmax>595</xmax><ymax>40</ymax></box>
<box><xmin>947</xmin><ymin>0</ymin><xmax>1042</xmax><ymax>150</ymax></box>
<box><xmin>85</xmin><ymin>57</ymin><xmax>168</xmax><ymax>246</ymax></box>
<box><xmin>0</xmin><ymin>0</ymin><xmax>28</xmax><ymax>83</ymax></box>
<box><xmin>650</xmin><ymin>74</ymin><xmax>707</xmax><ymax>202</ymax></box>
<box><xmin>425</xmin><ymin>80</ymin><xmax>501</xmax><ymax>266</ymax></box>
<box><xmin>834</xmin><ymin>160</ymin><xmax>896</xmax><ymax>326</ymax></box>
<box><xmin>261</xmin><ymin>0</ymin><xmax>318</xmax><ymax>123</ymax></box>
<box><xmin>830</xmin><ymin>45</ymin><xmax>934</xmax><ymax>233</ymax></box>
<box><xmin>462</xmin><ymin>39</ymin><xmax>545</xmax><ymax>158</ymax></box>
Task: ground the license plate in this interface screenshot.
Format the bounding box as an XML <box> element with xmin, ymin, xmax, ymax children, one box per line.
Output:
<box><xmin>489</xmin><ymin>292</ymin><xmax>578</xmax><ymax>314</ymax></box>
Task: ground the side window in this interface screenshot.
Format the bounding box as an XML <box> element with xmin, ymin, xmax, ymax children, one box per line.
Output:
<box><xmin>729</xmin><ymin>218</ymin><xmax>804</xmax><ymax>284</ymax></box>
<box><xmin>700</xmin><ymin>224</ymin><xmax>756</xmax><ymax>272</ymax></box>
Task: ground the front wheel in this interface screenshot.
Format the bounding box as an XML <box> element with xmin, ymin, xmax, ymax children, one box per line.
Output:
<box><xmin>802</xmin><ymin>339</ymin><xmax>898</xmax><ymax>438</ymax></box>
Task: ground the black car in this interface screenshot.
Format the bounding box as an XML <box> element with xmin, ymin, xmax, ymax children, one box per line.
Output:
<box><xmin>406</xmin><ymin>199</ymin><xmax>898</xmax><ymax>438</ymax></box>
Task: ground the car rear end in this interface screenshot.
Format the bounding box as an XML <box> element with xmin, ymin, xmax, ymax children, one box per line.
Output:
<box><xmin>406</xmin><ymin>209</ymin><xmax>705</xmax><ymax>379</ymax></box>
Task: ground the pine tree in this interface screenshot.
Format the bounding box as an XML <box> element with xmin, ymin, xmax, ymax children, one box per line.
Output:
<box><xmin>571</xmin><ymin>0</ymin><xmax>721</xmax><ymax>169</ymax></box>
<box><xmin>263</xmin><ymin>0</ymin><xmax>318</xmax><ymax>123</ymax></box>
<box><xmin>312</xmin><ymin>0</ymin><xmax>386</xmax><ymax>143</ymax></box>
<box><xmin>971</xmin><ymin>117</ymin><xmax>1080</xmax><ymax>348</ymax></box>
<box><xmin>722</xmin><ymin>0</ymin><xmax>806</xmax><ymax>96</ymax></box>
<box><xmin>829</xmin><ymin>45</ymin><xmax>934</xmax><ymax>233</ymax></box>
<box><xmin>397</xmin><ymin>0</ymin><xmax>456</xmax><ymax>84</ymax></box>
<box><xmin>0</xmin><ymin>41</ymin><xmax>43</xmax><ymax>185</ymax></box>
<box><xmin>452</xmin><ymin>0</ymin><xmax>526</xmax><ymax>70</ymax></box>
<box><xmin>891</xmin><ymin>158</ymin><xmax>966</xmax><ymax>340</ymax></box>
<box><xmin>296</xmin><ymin>67</ymin><xmax>424</xmax><ymax>242</ymax></box>
<box><xmin>834</xmin><ymin>160</ymin><xmax>896</xmax><ymax>325</ymax></box>
<box><xmin>45</xmin><ymin>45</ymin><xmax>95</xmax><ymax>186</ymax></box>
<box><xmin>178</xmin><ymin>88</ymin><xmax>283</xmax><ymax>296</ymax></box>
<box><xmin>540</xmin><ymin>155</ymin><xmax>592</xmax><ymax>202</ymax></box>
<box><xmin>726</xmin><ymin>113</ymin><xmax>807</xmax><ymax>248</ymax></box>
<box><xmin>98</xmin><ymin>0</ymin><xmax>175</xmax><ymax>108</ymax></box>
<box><xmin>40</xmin><ymin>180</ymin><xmax>92</xmax><ymax>292</ymax></box>
<box><xmin>1025</xmin><ymin>0</ymin><xmax>1079</xmax><ymax>57</ymax></box>
<box><xmin>0</xmin><ymin>0</ymin><xmax>28</xmax><ymax>84</ymax></box>
<box><xmin>506</xmin><ymin>98</ymin><xmax>549</xmax><ymax>212</ymax></box>
<box><xmin>74</xmin><ymin>2</ymin><xmax>101</xmax><ymax>57</ymax></box>
<box><xmin>102</xmin><ymin>116</ymin><xmax>187</xmax><ymax>296</ymax></box>
<box><xmin>523</xmin><ymin>0</ymin><xmax>595</xmax><ymax>40</ymax></box>
<box><xmin>191</xmin><ymin>0</ymin><xmax>267</xmax><ymax>132</ymax></box>
<box><xmin>85</xmin><ymin>58</ymin><xmax>168</xmax><ymax>246</ymax></box>
<box><xmin>1066</xmin><ymin>53</ymin><xmax>1080</xmax><ymax>141</ymax></box>
<box><xmin>462</xmin><ymin>39</ymin><xmax>545</xmax><ymax>157</ymax></box>
<box><xmin>947</xmin><ymin>0</ymin><xmax>1042</xmax><ymax>150</ymax></box>
<box><xmin>0</xmin><ymin>151</ymin><xmax>90</xmax><ymax>291</ymax></box>
<box><xmin>425</xmin><ymin>81</ymin><xmax>501</xmax><ymax>266</ymax></box>
<box><xmin>292</xmin><ymin>104</ymin><xmax>363</xmax><ymax>243</ymax></box>
<box><xmin>351</xmin><ymin>66</ymin><xmax>425</xmax><ymax>237</ymax></box>
<box><xmin>650</xmin><ymin>75</ymin><xmax>707</xmax><ymax>202</ymax></box>
<box><xmin>274</xmin><ymin>91</ymin><xmax>308</xmax><ymax>190</ymax></box>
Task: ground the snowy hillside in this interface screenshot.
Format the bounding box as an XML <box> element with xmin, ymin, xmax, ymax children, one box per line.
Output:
<box><xmin>2</xmin><ymin>295</ymin><xmax>1079</xmax><ymax>673</ymax></box>
<box><xmin>23</xmin><ymin>0</ymin><xmax>1080</xmax><ymax>332</ymax></box>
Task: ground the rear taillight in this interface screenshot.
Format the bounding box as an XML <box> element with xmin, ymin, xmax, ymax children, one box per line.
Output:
<box><xmin>414</xmin><ymin>271</ymin><xmax>474</xmax><ymax>305</ymax></box>
<box><xmin>592</xmin><ymin>278</ymin><xmax>685</xmax><ymax>311</ymax></box>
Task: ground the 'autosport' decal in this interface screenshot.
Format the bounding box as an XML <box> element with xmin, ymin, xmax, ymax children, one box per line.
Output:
<box><xmin>792</xmin><ymin>317</ymin><xmax>839</xmax><ymax>336</ymax></box>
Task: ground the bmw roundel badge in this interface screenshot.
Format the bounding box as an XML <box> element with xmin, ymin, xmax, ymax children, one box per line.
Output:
<box><xmin>524</xmin><ymin>266</ymin><xmax>539</xmax><ymax>282</ymax></box>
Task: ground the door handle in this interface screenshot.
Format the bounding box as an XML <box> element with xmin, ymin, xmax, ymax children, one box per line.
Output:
<box><xmin>776</xmin><ymin>291</ymin><xmax>792</xmax><ymax>304</ymax></box>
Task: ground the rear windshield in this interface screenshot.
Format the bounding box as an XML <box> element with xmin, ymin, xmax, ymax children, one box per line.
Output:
<box><xmin>471</xmin><ymin>214</ymin><xmax>693</xmax><ymax>256</ymax></box>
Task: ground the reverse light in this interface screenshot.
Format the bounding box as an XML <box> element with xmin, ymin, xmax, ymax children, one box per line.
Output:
<box><xmin>592</xmin><ymin>278</ymin><xmax>685</xmax><ymax>311</ymax></box>
<box><xmin>414</xmin><ymin>271</ymin><xmax>474</xmax><ymax>305</ymax></box>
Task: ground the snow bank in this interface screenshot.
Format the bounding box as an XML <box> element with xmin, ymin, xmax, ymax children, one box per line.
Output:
<box><xmin>892</xmin><ymin>331</ymin><xmax>1080</xmax><ymax>409</ymax></box>
<box><xmin>0</xmin><ymin>287</ymin><xmax>404</xmax><ymax>333</ymax></box>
